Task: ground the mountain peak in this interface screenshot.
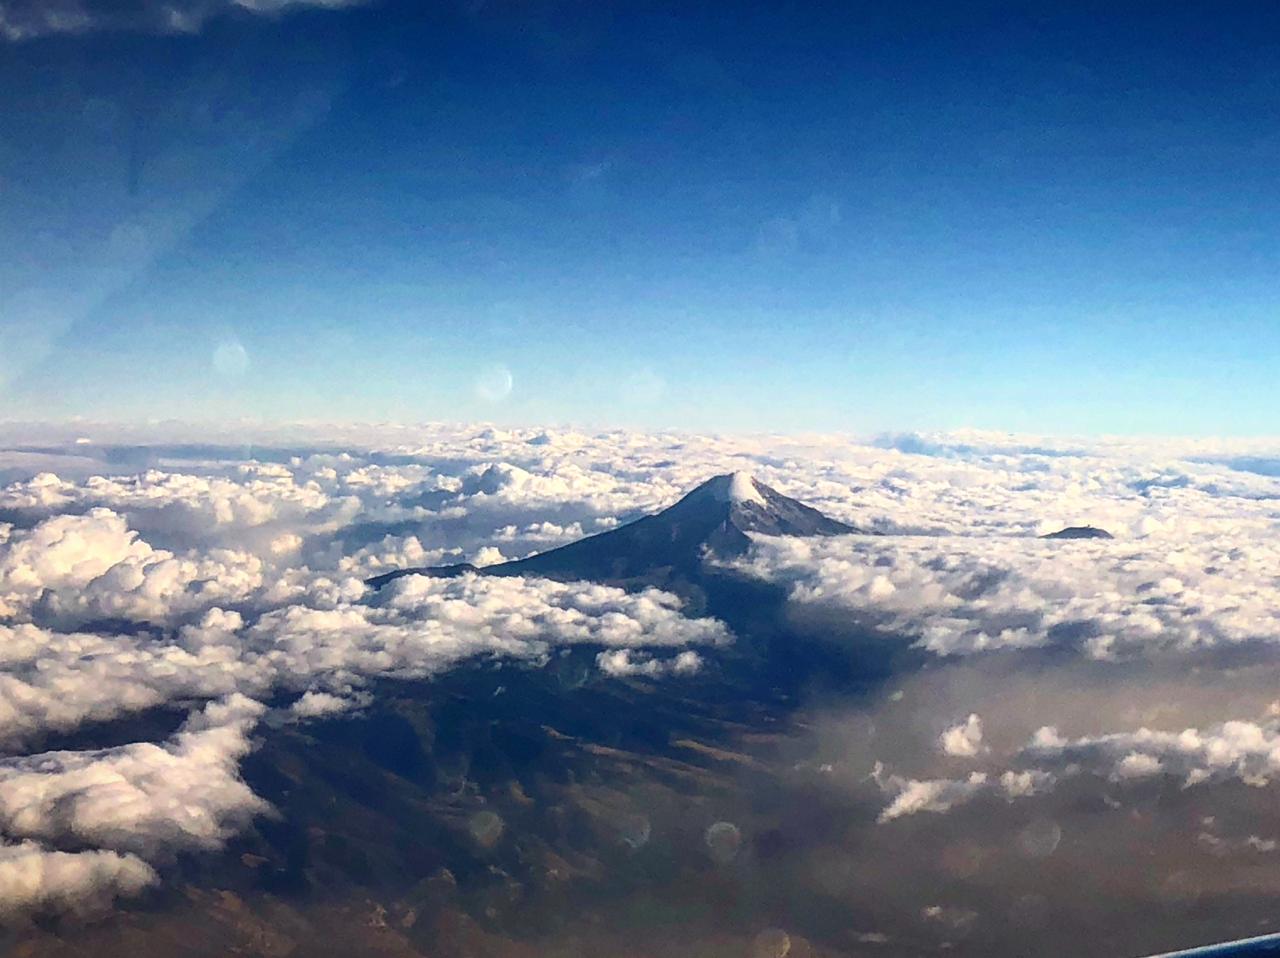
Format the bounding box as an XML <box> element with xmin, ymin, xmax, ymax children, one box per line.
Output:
<box><xmin>706</xmin><ymin>471</ymin><xmax>766</xmax><ymax>506</ymax></box>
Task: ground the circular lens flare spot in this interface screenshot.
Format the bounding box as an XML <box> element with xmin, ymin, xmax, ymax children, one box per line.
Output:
<box><xmin>474</xmin><ymin>363</ymin><xmax>513</xmax><ymax>402</ymax></box>
<box><xmin>212</xmin><ymin>339</ymin><xmax>249</xmax><ymax>378</ymax></box>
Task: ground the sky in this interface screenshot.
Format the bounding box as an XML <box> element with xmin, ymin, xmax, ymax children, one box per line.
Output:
<box><xmin>2</xmin><ymin>0</ymin><xmax>1279</xmax><ymax>434</ymax></box>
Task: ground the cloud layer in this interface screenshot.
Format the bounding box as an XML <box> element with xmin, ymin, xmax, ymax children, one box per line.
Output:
<box><xmin>736</xmin><ymin>529</ymin><xmax>1280</xmax><ymax>658</ymax></box>
<box><xmin>0</xmin><ymin>427</ymin><xmax>771</xmax><ymax>915</ymax></box>
<box><xmin>0</xmin><ymin>422</ymin><xmax>1277</xmax><ymax>920</ymax></box>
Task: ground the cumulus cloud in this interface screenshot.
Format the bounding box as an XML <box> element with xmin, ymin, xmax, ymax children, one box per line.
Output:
<box><xmin>337</xmin><ymin>534</ymin><xmax>461</xmax><ymax>579</ymax></box>
<box><xmin>999</xmin><ymin>768</ymin><xmax>1056</xmax><ymax>798</ymax></box>
<box><xmin>0</xmin><ymin>507</ymin><xmax>152</xmax><ymax>594</ymax></box>
<box><xmin>0</xmin><ymin>469</ymin><xmax>351</xmax><ymax>554</ymax></box>
<box><xmin>0</xmin><ymin>841</ymin><xmax>156</xmax><ymax>918</ymax></box>
<box><xmin>0</xmin><ymin>620</ymin><xmax>258</xmax><ymax>745</ymax></box>
<box><xmin>870</xmin><ymin>708</ymin><xmax>1280</xmax><ymax>823</ymax></box>
<box><xmin>939</xmin><ymin>713</ymin><xmax>984</xmax><ymax>757</ymax></box>
<box><xmin>1023</xmin><ymin>716</ymin><xmax>1280</xmax><ymax>791</ymax></box>
<box><xmin>24</xmin><ymin>420</ymin><xmax>1251</xmax><ymax>575</ymax></box>
<box><xmin>287</xmin><ymin>689</ymin><xmax>370</xmax><ymax>721</ymax></box>
<box><xmin>0</xmin><ymin>493</ymin><xmax>731</xmax><ymax>740</ymax></box>
<box><xmin>0</xmin><ymin>0</ymin><xmax>365</xmax><ymax>41</ymax></box>
<box><xmin>0</xmin><ymin>699</ymin><xmax>257</xmax><ymax>920</ymax></box>
<box><xmin>596</xmin><ymin>649</ymin><xmax>703</xmax><ymax>678</ymax></box>
<box><xmin>0</xmin><ymin>509</ymin><xmax>265</xmax><ymax>628</ymax></box>
<box><xmin>0</xmin><ymin>695</ymin><xmax>268</xmax><ymax>857</ymax></box>
<box><xmin>873</xmin><ymin>763</ymin><xmax>989</xmax><ymax>823</ymax></box>
<box><xmin>0</xmin><ymin>547</ymin><xmax>729</xmax><ymax>751</ymax></box>
<box><xmin>0</xmin><ymin>601</ymin><xmax>726</xmax><ymax>912</ymax></box>
<box><xmin>871</xmin><ymin>761</ymin><xmax>1057</xmax><ymax>823</ymax></box>
<box><xmin>0</xmin><ymin>696</ymin><xmax>264</xmax><ymax>922</ymax></box>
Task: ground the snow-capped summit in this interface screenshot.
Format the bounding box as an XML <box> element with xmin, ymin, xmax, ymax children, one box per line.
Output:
<box><xmin>708</xmin><ymin>471</ymin><xmax>767</xmax><ymax>506</ymax></box>
<box><xmin>664</xmin><ymin>472</ymin><xmax>855</xmax><ymax>541</ymax></box>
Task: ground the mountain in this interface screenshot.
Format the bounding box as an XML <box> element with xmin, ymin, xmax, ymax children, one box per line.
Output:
<box><xmin>365</xmin><ymin>470</ymin><xmax>900</xmax><ymax>703</ymax></box>
<box><xmin>1041</xmin><ymin>525</ymin><xmax>1114</xmax><ymax>540</ymax></box>
<box><xmin>368</xmin><ymin>472</ymin><xmax>861</xmax><ymax>588</ymax></box>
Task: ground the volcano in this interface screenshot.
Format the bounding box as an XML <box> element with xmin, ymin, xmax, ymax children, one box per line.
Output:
<box><xmin>368</xmin><ymin>472</ymin><xmax>861</xmax><ymax>588</ymax></box>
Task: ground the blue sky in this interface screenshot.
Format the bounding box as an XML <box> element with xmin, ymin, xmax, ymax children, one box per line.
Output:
<box><xmin>2</xmin><ymin>0</ymin><xmax>1279</xmax><ymax>434</ymax></box>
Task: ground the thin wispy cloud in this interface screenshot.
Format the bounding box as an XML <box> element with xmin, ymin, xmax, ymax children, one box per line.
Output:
<box><xmin>0</xmin><ymin>0</ymin><xmax>365</xmax><ymax>41</ymax></box>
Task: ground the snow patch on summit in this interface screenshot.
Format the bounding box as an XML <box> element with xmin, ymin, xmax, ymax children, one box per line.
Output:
<box><xmin>710</xmin><ymin>471</ymin><xmax>766</xmax><ymax>506</ymax></box>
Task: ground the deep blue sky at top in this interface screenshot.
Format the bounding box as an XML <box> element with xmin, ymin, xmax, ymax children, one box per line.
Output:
<box><xmin>2</xmin><ymin>0</ymin><xmax>1279</xmax><ymax>434</ymax></box>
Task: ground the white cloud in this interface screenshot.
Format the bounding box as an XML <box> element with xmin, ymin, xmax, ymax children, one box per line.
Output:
<box><xmin>672</xmin><ymin>650</ymin><xmax>704</xmax><ymax>674</ymax></box>
<box><xmin>337</xmin><ymin>534</ymin><xmax>460</xmax><ymax>578</ymax></box>
<box><xmin>1023</xmin><ymin>717</ymin><xmax>1280</xmax><ymax>790</ymax></box>
<box><xmin>472</xmin><ymin>545</ymin><xmax>507</xmax><ymax>566</ymax></box>
<box><xmin>249</xmin><ymin>573</ymin><xmax>728</xmax><ymax>695</ymax></box>
<box><xmin>287</xmin><ymin>689</ymin><xmax>369</xmax><ymax>720</ymax></box>
<box><xmin>0</xmin><ymin>469</ymin><xmax>347</xmax><ymax>555</ymax></box>
<box><xmin>0</xmin><ymin>533</ymin><xmax>729</xmax><ymax>746</ymax></box>
<box><xmin>0</xmin><ymin>508</ymin><xmax>266</xmax><ymax>628</ymax></box>
<box><xmin>0</xmin><ymin>841</ymin><xmax>156</xmax><ymax>918</ymax></box>
<box><xmin>872</xmin><ymin>763</ymin><xmax>988</xmax><ymax>823</ymax></box>
<box><xmin>870</xmin><ymin>761</ymin><xmax>1057</xmax><ymax>823</ymax></box>
<box><xmin>0</xmin><ymin>564</ymin><xmax>729</xmax><ymax>914</ymax></box>
<box><xmin>0</xmin><ymin>507</ymin><xmax>150</xmax><ymax>594</ymax></box>
<box><xmin>1115</xmin><ymin>752</ymin><xmax>1164</xmax><ymax>779</ymax></box>
<box><xmin>939</xmin><ymin>714</ymin><xmax>984</xmax><ymax>757</ymax></box>
<box><xmin>737</xmin><ymin>528</ymin><xmax>1280</xmax><ymax>659</ymax></box>
<box><xmin>0</xmin><ymin>621</ymin><xmax>256</xmax><ymax>745</ymax></box>
<box><xmin>596</xmin><ymin>649</ymin><xmax>703</xmax><ymax>677</ymax></box>
<box><xmin>872</xmin><ymin>711</ymin><xmax>1280</xmax><ymax>822</ymax></box>
<box><xmin>0</xmin><ymin>696</ymin><xmax>268</xmax><ymax>858</ymax></box>
<box><xmin>999</xmin><ymin>769</ymin><xmax>1055</xmax><ymax>798</ymax></box>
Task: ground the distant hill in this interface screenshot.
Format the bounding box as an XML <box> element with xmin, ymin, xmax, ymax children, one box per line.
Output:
<box><xmin>1040</xmin><ymin>525</ymin><xmax>1114</xmax><ymax>540</ymax></box>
